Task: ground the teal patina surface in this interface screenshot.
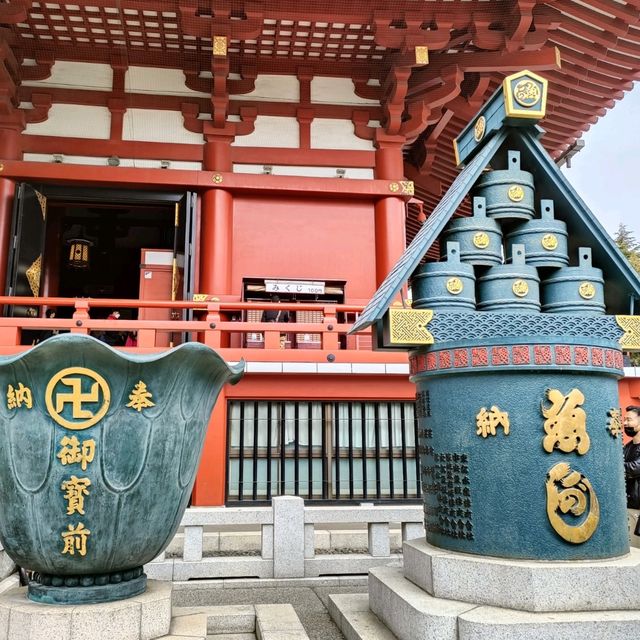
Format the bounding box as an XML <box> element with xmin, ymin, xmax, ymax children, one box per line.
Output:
<box><xmin>351</xmin><ymin>71</ymin><xmax>640</xmax><ymax>563</ymax></box>
<box><xmin>0</xmin><ymin>334</ymin><xmax>244</xmax><ymax>604</ymax></box>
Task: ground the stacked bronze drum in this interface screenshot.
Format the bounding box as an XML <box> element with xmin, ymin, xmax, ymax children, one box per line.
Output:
<box><xmin>412</xmin><ymin>150</ymin><xmax>605</xmax><ymax>315</ymax></box>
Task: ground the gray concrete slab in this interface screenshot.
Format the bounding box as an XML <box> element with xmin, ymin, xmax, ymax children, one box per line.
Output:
<box><xmin>172</xmin><ymin>582</ymin><xmax>367</xmax><ymax>640</ymax></box>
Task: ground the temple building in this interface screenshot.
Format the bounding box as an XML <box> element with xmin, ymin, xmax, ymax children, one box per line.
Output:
<box><xmin>1</xmin><ymin>0</ymin><xmax>640</xmax><ymax>507</ymax></box>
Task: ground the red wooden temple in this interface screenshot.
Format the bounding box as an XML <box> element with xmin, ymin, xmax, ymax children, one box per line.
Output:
<box><xmin>0</xmin><ymin>0</ymin><xmax>639</xmax><ymax>506</ymax></box>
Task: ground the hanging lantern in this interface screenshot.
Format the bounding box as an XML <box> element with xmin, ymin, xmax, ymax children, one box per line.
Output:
<box><xmin>67</xmin><ymin>238</ymin><xmax>92</xmax><ymax>269</ymax></box>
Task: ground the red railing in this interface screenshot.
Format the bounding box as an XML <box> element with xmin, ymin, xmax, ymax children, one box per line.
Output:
<box><xmin>0</xmin><ymin>296</ymin><xmax>406</xmax><ymax>364</ymax></box>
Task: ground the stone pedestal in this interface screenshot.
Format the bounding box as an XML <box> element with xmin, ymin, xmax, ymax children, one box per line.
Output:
<box><xmin>329</xmin><ymin>540</ymin><xmax>640</xmax><ymax>639</ymax></box>
<box><xmin>0</xmin><ymin>580</ymin><xmax>171</xmax><ymax>640</ymax></box>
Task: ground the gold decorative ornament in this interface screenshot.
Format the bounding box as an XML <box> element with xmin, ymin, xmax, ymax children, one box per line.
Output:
<box><xmin>578</xmin><ymin>282</ymin><xmax>596</xmax><ymax>300</ymax></box>
<box><xmin>541</xmin><ymin>234</ymin><xmax>558</xmax><ymax>250</ymax></box>
<box><xmin>512</xmin><ymin>279</ymin><xmax>529</xmax><ymax>297</ymax></box>
<box><xmin>446</xmin><ymin>277</ymin><xmax>464</xmax><ymax>295</ymax></box>
<box><xmin>546</xmin><ymin>462</ymin><xmax>599</xmax><ymax>544</ymax></box>
<box><xmin>476</xmin><ymin>406</ymin><xmax>510</xmax><ymax>438</ymax></box>
<box><xmin>399</xmin><ymin>180</ymin><xmax>414</xmax><ymax>195</ymax></box>
<box><xmin>35</xmin><ymin>189</ymin><xmax>47</xmax><ymax>220</ymax></box>
<box><xmin>25</xmin><ymin>255</ymin><xmax>42</xmax><ymax>297</ymax></box>
<box><xmin>45</xmin><ymin>367</ymin><xmax>111</xmax><ymax>431</ymax></box>
<box><xmin>0</xmin><ymin>163</ymin><xmax>4</xmax><ymax>172</ymax></box>
<box><xmin>388</xmin><ymin>182</ymin><xmax>400</xmax><ymax>193</ymax></box>
<box><xmin>513</xmin><ymin>79</ymin><xmax>541</xmax><ymax>107</ymax></box>
<box><xmin>607</xmin><ymin>408</ymin><xmax>623</xmax><ymax>439</ymax></box>
<box><xmin>502</xmin><ymin>70</ymin><xmax>548</xmax><ymax>120</ymax></box>
<box><xmin>473</xmin><ymin>116</ymin><xmax>486</xmax><ymax>142</ymax></box>
<box><xmin>212</xmin><ymin>173</ymin><xmax>223</xmax><ymax>184</ymax></box>
<box><xmin>414</xmin><ymin>46</ymin><xmax>429</xmax><ymax>65</ymax></box>
<box><xmin>473</xmin><ymin>232</ymin><xmax>490</xmax><ymax>249</ymax></box>
<box><xmin>388</xmin><ymin>308</ymin><xmax>434</xmax><ymax>346</ymax></box>
<box><xmin>213</xmin><ymin>35</ymin><xmax>228</xmax><ymax>56</ymax></box>
<box><xmin>507</xmin><ymin>185</ymin><xmax>525</xmax><ymax>202</ymax></box>
<box><xmin>541</xmin><ymin>388</ymin><xmax>589</xmax><ymax>455</ymax></box>
<box><xmin>616</xmin><ymin>316</ymin><xmax>640</xmax><ymax>350</ymax></box>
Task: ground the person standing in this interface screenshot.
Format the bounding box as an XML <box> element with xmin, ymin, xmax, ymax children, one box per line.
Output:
<box><xmin>624</xmin><ymin>405</ymin><xmax>640</xmax><ymax>547</ymax></box>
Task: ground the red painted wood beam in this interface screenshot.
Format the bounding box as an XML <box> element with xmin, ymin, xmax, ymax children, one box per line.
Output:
<box><xmin>0</xmin><ymin>160</ymin><xmax>403</xmax><ymax>199</ymax></box>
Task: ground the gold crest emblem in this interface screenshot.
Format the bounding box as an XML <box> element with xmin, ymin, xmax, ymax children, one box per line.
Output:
<box><xmin>541</xmin><ymin>234</ymin><xmax>558</xmax><ymax>251</ymax></box>
<box><xmin>508</xmin><ymin>185</ymin><xmax>525</xmax><ymax>202</ymax></box>
<box><xmin>446</xmin><ymin>277</ymin><xmax>464</xmax><ymax>295</ymax></box>
<box><xmin>579</xmin><ymin>282</ymin><xmax>596</xmax><ymax>300</ymax></box>
<box><xmin>513</xmin><ymin>79</ymin><xmax>541</xmax><ymax>107</ymax></box>
<box><xmin>474</xmin><ymin>116</ymin><xmax>486</xmax><ymax>142</ymax></box>
<box><xmin>45</xmin><ymin>367</ymin><xmax>111</xmax><ymax>431</ymax></box>
<box><xmin>512</xmin><ymin>279</ymin><xmax>529</xmax><ymax>297</ymax></box>
<box><xmin>473</xmin><ymin>232</ymin><xmax>490</xmax><ymax>249</ymax></box>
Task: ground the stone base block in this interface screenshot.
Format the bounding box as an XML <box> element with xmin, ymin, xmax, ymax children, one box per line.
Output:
<box><xmin>403</xmin><ymin>539</ymin><xmax>640</xmax><ymax>613</ymax></box>
<box><xmin>328</xmin><ymin>563</ymin><xmax>640</xmax><ymax>640</ymax></box>
<box><xmin>369</xmin><ymin>566</ymin><xmax>475</xmax><ymax>640</ymax></box>
<box><xmin>0</xmin><ymin>580</ymin><xmax>171</xmax><ymax>640</ymax></box>
<box><xmin>458</xmin><ymin>606</ymin><xmax>640</xmax><ymax>639</ymax></box>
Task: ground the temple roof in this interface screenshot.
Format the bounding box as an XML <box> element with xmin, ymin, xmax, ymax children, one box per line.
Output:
<box><xmin>4</xmin><ymin>1</ymin><xmax>640</xmax><ymax>222</ymax></box>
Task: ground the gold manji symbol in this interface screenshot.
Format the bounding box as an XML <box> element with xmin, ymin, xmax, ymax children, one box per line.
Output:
<box><xmin>446</xmin><ymin>277</ymin><xmax>464</xmax><ymax>295</ymax></box>
<box><xmin>473</xmin><ymin>116</ymin><xmax>486</xmax><ymax>142</ymax></box>
<box><xmin>473</xmin><ymin>232</ymin><xmax>490</xmax><ymax>249</ymax></box>
<box><xmin>513</xmin><ymin>79</ymin><xmax>541</xmax><ymax>107</ymax></box>
<box><xmin>45</xmin><ymin>367</ymin><xmax>110</xmax><ymax>431</ymax></box>
<box><xmin>507</xmin><ymin>185</ymin><xmax>525</xmax><ymax>202</ymax></box>
<box><xmin>579</xmin><ymin>282</ymin><xmax>596</xmax><ymax>300</ymax></box>
<box><xmin>541</xmin><ymin>234</ymin><xmax>558</xmax><ymax>251</ymax></box>
<box><xmin>512</xmin><ymin>279</ymin><xmax>529</xmax><ymax>297</ymax></box>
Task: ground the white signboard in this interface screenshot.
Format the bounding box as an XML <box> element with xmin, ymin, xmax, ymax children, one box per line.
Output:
<box><xmin>265</xmin><ymin>280</ymin><xmax>325</xmax><ymax>295</ymax></box>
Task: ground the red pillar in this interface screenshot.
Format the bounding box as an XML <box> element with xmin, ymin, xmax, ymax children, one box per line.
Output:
<box><xmin>0</xmin><ymin>124</ymin><xmax>23</xmax><ymax>292</ymax></box>
<box><xmin>374</xmin><ymin>135</ymin><xmax>406</xmax><ymax>287</ymax></box>
<box><xmin>193</xmin><ymin>131</ymin><xmax>234</xmax><ymax>505</ymax></box>
<box><xmin>200</xmin><ymin>133</ymin><xmax>234</xmax><ymax>297</ymax></box>
<box><xmin>191</xmin><ymin>389</ymin><xmax>228</xmax><ymax>506</ymax></box>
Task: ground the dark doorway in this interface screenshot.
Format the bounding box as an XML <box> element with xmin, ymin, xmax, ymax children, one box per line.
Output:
<box><xmin>52</xmin><ymin>202</ymin><xmax>174</xmax><ymax>301</ymax></box>
<box><xmin>6</xmin><ymin>185</ymin><xmax>197</xmax><ymax>322</ymax></box>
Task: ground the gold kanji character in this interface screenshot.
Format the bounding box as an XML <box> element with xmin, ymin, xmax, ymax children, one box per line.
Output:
<box><xmin>126</xmin><ymin>381</ymin><xmax>155</xmax><ymax>412</ymax></box>
<box><xmin>542</xmin><ymin>388</ymin><xmax>589</xmax><ymax>454</ymax></box>
<box><xmin>7</xmin><ymin>383</ymin><xmax>33</xmax><ymax>410</ymax></box>
<box><xmin>61</xmin><ymin>522</ymin><xmax>90</xmax><ymax>556</ymax></box>
<box><xmin>476</xmin><ymin>406</ymin><xmax>510</xmax><ymax>438</ymax></box>
<box><xmin>57</xmin><ymin>435</ymin><xmax>96</xmax><ymax>471</ymax></box>
<box><xmin>61</xmin><ymin>475</ymin><xmax>91</xmax><ymax>515</ymax></box>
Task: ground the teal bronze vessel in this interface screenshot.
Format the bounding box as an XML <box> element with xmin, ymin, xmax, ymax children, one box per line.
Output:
<box><xmin>0</xmin><ymin>334</ymin><xmax>243</xmax><ymax>604</ymax></box>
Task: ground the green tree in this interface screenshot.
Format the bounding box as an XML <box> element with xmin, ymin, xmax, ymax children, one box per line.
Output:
<box><xmin>614</xmin><ymin>223</ymin><xmax>640</xmax><ymax>273</ymax></box>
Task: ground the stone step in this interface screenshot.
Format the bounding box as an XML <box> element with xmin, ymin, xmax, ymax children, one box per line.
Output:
<box><xmin>254</xmin><ymin>604</ymin><xmax>308</xmax><ymax>640</ymax></box>
<box><xmin>328</xmin><ymin>593</ymin><xmax>398</xmax><ymax>640</ymax></box>
<box><xmin>173</xmin><ymin>605</ymin><xmax>255</xmax><ymax>634</ymax></box>
<box><xmin>458</xmin><ymin>604</ymin><xmax>640</xmax><ymax>639</ymax></box>
<box><xmin>207</xmin><ymin>635</ymin><xmax>255</xmax><ymax>640</ymax></box>
<box><xmin>368</xmin><ymin>565</ymin><xmax>477</xmax><ymax>640</ymax></box>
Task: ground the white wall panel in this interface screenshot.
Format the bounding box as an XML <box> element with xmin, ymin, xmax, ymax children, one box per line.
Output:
<box><xmin>24</xmin><ymin>154</ymin><xmax>202</xmax><ymax>170</ymax></box>
<box><xmin>125</xmin><ymin>66</ymin><xmax>209</xmax><ymax>97</ymax></box>
<box><xmin>123</xmin><ymin>109</ymin><xmax>204</xmax><ymax>144</ymax></box>
<box><xmin>231</xmin><ymin>75</ymin><xmax>299</xmax><ymax>102</ymax></box>
<box><xmin>234</xmin><ymin>164</ymin><xmax>373</xmax><ymax>179</ymax></box>
<box><xmin>310</xmin><ymin>119</ymin><xmax>374</xmax><ymax>150</ymax></box>
<box><xmin>25</xmin><ymin>105</ymin><xmax>111</xmax><ymax>139</ymax></box>
<box><xmin>23</xmin><ymin>61</ymin><xmax>112</xmax><ymax>91</ymax></box>
<box><xmin>311</xmin><ymin>77</ymin><xmax>379</xmax><ymax>105</ymax></box>
<box><xmin>232</xmin><ymin>116</ymin><xmax>299</xmax><ymax>148</ymax></box>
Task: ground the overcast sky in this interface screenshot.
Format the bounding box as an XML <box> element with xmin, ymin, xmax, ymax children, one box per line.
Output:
<box><xmin>560</xmin><ymin>82</ymin><xmax>640</xmax><ymax>242</ymax></box>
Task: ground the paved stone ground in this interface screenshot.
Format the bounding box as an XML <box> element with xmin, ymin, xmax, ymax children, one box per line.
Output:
<box><xmin>174</xmin><ymin>584</ymin><xmax>369</xmax><ymax>640</ymax></box>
